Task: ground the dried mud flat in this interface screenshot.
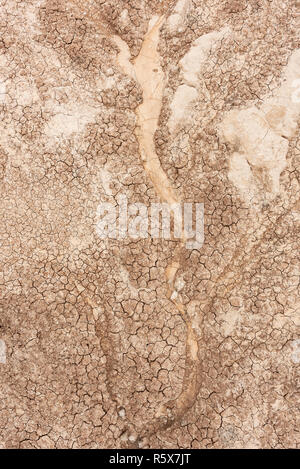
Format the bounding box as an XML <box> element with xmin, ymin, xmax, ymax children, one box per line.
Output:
<box><xmin>0</xmin><ymin>0</ymin><xmax>299</xmax><ymax>449</ymax></box>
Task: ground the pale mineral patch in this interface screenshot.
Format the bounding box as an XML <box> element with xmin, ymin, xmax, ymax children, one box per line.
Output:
<box><xmin>168</xmin><ymin>84</ymin><xmax>198</xmax><ymax>132</ymax></box>
<box><xmin>0</xmin><ymin>340</ymin><xmax>6</xmax><ymax>364</ymax></box>
<box><xmin>46</xmin><ymin>103</ymin><xmax>99</xmax><ymax>138</ymax></box>
<box><xmin>220</xmin><ymin>49</ymin><xmax>300</xmax><ymax>204</ymax></box>
<box><xmin>180</xmin><ymin>27</ymin><xmax>231</xmax><ymax>87</ymax></box>
<box><xmin>166</xmin><ymin>0</ymin><xmax>191</xmax><ymax>33</ymax></box>
<box><xmin>168</xmin><ymin>27</ymin><xmax>231</xmax><ymax>131</ymax></box>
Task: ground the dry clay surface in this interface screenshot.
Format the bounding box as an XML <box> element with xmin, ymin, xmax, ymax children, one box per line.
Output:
<box><xmin>0</xmin><ymin>0</ymin><xmax>299</xmax><ymax>449</ymax></box>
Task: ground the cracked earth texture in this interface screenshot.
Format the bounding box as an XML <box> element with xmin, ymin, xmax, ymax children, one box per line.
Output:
<box><xmin>0</xmin><ymin>0</ymin><xmax>299</xmax><ymax>449</ymax></box>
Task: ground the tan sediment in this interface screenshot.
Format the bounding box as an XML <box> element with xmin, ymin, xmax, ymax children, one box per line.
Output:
<box><xmin>165</xmin><ymin>261</ymin><xmax>180</xmax><ymax>289</ymax></box>
<box><xmin>131</xmin><ymin>16</ymin><xmax>200</xmax><ymax>426</ymax></box>
<box><xmin>133</xmin><ymin>15</ymin><xmax>179</xmax><ymax>205</ymax></box>
<box><xmin>113</xmin><ymin>35</ymin><xmax>136</xmax><ymax>79</ymax></box>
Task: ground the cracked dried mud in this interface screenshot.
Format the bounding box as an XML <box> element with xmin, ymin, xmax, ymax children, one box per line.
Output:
<box><xmin>0</xmin><ymin>0</ymin><xmax>299</xmax><ymax>449</ymax></box>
